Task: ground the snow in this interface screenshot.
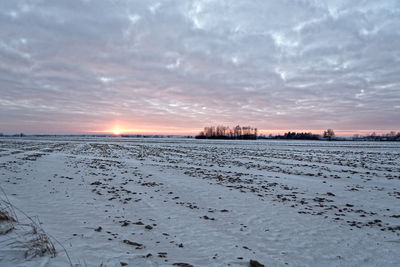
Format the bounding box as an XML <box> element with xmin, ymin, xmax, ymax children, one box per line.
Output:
<box><xmin>0</xmin><ymin>137</ymin><xmax>399</xmax><ymax>266</ymax></box>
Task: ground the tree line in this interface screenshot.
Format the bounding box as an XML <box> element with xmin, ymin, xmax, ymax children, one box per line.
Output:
<box><xmin>196</xmin><ymin>126</ymin><xmax>336</xmax><ymax>140</ymax></box>
<box><xmin>353</xmin><ymin>131</ymin><xmax>400</xmax><ymax>141</ymax></box>
<box><xmin>267</xmin><ymin>131</ymin><xmax>320</xmax><ymax>140</ymax></box>
<box><xmin>195</xmin><ymin>127</ymin><xmax>398</xmax><ymax>142</ymax></box>
<box><xmin>196</xmin><ymin>125</ymin><xmax>258</xmax><ymax>140</ymax></box>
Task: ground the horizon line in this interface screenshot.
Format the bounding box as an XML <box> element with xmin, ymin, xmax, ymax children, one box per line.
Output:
<box><xmin>1</xmin><ymin>128</ymin><xmax>399</xmax><ymax>137</ymax></box>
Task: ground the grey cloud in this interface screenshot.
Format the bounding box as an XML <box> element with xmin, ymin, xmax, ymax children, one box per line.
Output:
<box><xmin>0</xmin><ymin>0</ymin><xmax>399</xmax><ymax>134</ymax></box>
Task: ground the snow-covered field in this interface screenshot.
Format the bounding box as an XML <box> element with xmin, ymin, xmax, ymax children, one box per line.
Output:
<box><xmin>0</xmin><ymin>137</ymin><xmax>399</xmax><ymax>266</ymax></box>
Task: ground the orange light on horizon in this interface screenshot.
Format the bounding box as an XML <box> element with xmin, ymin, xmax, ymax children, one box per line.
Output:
<box><xmin>86</xmin><ymin>122</ymin><xmax>398</xmax><ymax>137</ymax></box>
<box><xmin>113</xmin><ymin>128</ymin><xmax>121</xmax><ymax>135</ymax></box>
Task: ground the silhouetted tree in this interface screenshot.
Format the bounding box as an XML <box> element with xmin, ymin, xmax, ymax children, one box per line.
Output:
<box><xmin>323</xmin><ymin>129</ymin><xmax>335</xmax><ymax>141</ymax></box>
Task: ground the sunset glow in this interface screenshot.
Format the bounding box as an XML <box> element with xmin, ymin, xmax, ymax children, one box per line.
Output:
<box><xmin>0</xmin><ymin>0</ymin><xmax>399</xmax><ymax>135</ymax></box>
<box><xmin>113</xmin><ymin>129</ymin><xmax>120</xmax><ymax>135</ymax></box>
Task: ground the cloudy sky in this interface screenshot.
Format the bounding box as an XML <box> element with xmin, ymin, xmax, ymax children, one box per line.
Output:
<box><xmin>1</xmin><ymin>0</ymin><xmax>399</xmax><ymax>135</ymax></box>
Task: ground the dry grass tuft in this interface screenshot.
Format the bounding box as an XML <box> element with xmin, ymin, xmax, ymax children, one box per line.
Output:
<box><xmin>0</xmin><ymin>191</ymin><xmax>17</xmax><ymax>235</ymax></box>
<box><xmin>12</xmin><ymin>217</ymin><xmax>57</xmax><ymax>259</ymax></box>
<box><xmin>0</xmin><ymin>189</ymin><xmax>18</xmax><ymax>224</ymax></box>
<box><xmin>0</xmin><ymin>186</ymin><xmax>57</xmax><ymax>259</ymax></box>
<box><xmin>0</xmin><ymin>205</ymin><xmax>16</xmax><ymax>222</ymax></box>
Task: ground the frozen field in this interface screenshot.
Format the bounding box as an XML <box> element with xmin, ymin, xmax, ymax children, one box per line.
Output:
<box><xmin>0</xmin><ymin>137</ymin><xmax>399</xmax><ymax>266</ymax></box>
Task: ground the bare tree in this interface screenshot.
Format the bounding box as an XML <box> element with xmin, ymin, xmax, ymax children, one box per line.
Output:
<box><xmin>323</xmin><ymin>129</ymin><xmax>335</xmax><ymax>141</ymax></box>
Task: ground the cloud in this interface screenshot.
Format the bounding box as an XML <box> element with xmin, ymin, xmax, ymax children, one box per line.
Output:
<box><xmin>0</xmin><ymin>0</ymin><xmax>399</xmax><ymax>134</ymax></box>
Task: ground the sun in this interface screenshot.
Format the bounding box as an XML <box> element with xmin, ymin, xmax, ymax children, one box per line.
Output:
<box><xmin>113</xmin><ymin>128</ymin><xmax>120</xmax><ymax>135</ymax></box>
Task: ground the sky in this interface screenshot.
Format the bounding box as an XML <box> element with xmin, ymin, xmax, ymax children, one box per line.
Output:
<box><xmin>0</xmin><ymin>0</ymin><xmax>399</xmax><ymax>136</ymax></box>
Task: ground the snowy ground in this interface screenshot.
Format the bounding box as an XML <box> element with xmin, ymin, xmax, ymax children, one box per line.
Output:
<box><xmin>0</xmin><ymin>137</ymin><xmax>399</xmax><ymax>266</ymax></box>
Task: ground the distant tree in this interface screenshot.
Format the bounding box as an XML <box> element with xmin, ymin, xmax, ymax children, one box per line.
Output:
<box><xmin>234</xmin><ymin>125</ymin><xmax>242</xmax><ymax>139</ymax></box>
<box><xmin>323</xmin><ymin>129</ymin><xmax>335</xmax><ymax>141</ymax></box>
